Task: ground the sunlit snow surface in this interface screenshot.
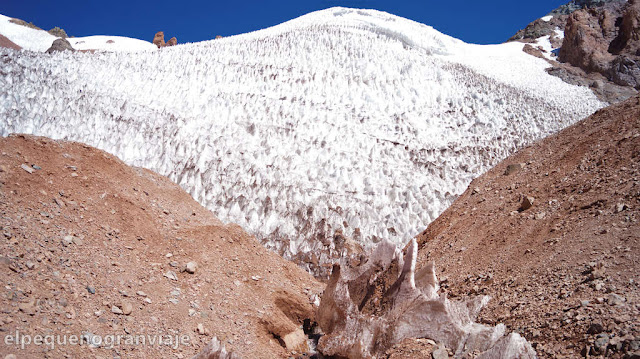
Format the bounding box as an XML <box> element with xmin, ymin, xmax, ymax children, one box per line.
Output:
<box><xmin>0</xmin><ymin>8</ymin><xmax>603</xmax><ymax>273</ymax></box>
<box><xmin>68</xmin><ymin>36</ymin><xmax>156</xmax><ymax>52</ymax></box>
<box><xmin>0</xmin><ymin>14</ymin><xmax>156</xmax><ymax>52</ymax></box>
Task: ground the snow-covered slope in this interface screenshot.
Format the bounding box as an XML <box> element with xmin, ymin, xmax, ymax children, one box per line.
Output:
<box><xmin>68</xmin><ymin>36</ymin><xmax>156</xmax><ymax>52</ymax></box>
<box><xmin>0</xmin><ymin>14</ymin><xmax>57</xmax><ymax>51</ymax></box>
<box><xmin>0</xmin><ymin>8</ymin><xmax>604</xmax><ymax>274</ymax></box>
<box><xmin>0</xmin><ymin>14</ymin><xmax>155</xmax><ymax>52</ymax></box>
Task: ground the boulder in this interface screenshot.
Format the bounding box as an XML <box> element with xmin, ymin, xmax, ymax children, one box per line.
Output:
<box><xmin>166</xmin><ymin>37</ymin><xmax>177</xmax><ymax>47</ymax></box>
<box><xmin>153</xmin><ymin>31</ymin><xmax>165</xmax><ymax>48</ymax></box>
<box><xmin>46</xmin><ymin>38</ymin><xmax>75</xmax><ymax>54</ymax></box>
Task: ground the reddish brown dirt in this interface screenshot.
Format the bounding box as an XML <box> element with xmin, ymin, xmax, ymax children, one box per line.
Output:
<box><xmin>416</xmin><ymin>95</ymin><xmax>640</xmax><ymax>358</ymax></box>
<box><xmin>0</xmin><ymin>134</ymin><xmax>322</xmax><ymax>358</ymax></box>
<box><xmin>0</xmin><ymin>34</ymin><xmax>21</xmax><ymax>51</ymax></box>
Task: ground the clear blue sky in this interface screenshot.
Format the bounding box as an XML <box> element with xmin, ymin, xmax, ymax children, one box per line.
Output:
<box><xmin>2</xmin><ymin>0</ymin><xmax>567</xmax><ymax>44</ymax></box>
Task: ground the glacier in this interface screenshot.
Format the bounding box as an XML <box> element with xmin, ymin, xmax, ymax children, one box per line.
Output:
<box><xmin>0</xmin><ymin>7</ymin><xmax>603</xmax><ymax>275</ymax></box>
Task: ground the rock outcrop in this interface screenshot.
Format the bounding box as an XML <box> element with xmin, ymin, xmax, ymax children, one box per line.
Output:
<box><xmin>316</xmin><ymin>238</ymin><xmax>536</xmax><ymax>358</ymax></box>
<box><xmin>153</xmin><ymin>31</ymin><xmax>165</xmax><ymax>47</ymax></box>
<box><xmin>47</xmin><ymin>26</ymin><xmax>68</xmax><ymax>38</ymax></box>
<box><xmin>166</xmin><ymin>36</ymin><xmax>177</xmax><ymax>46</ymax></box>
<box><xmin>511</xmin><ymin>0</ymin><xmax>639</xmax><ymax>101</ymax></box>
<box><xmin>153</xmin><ymin>31</ymin><xmax>178</xmax><ymax>48</ymax></box>
<box><xmin>559</xmin><ymin>0</ymin><xmax>640</xmax><ymax>89</ymax></box>
<box><xmin>45</xmin><ymin>38</ymin><xmax>75</xmax><ymax>53</ymax></box>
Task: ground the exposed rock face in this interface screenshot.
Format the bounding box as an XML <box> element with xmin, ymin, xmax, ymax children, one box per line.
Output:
<box><xmin>153</xmin><ymin>31</ymin><xmax>178</xmax><ymax>48</ymax></box>
<box><xmin>511</xmin><ymin>0</ymin><xmax>639</xmax><ymax>101</ymax></box>
<box><xmin>316</xmin><ymin>238</ymin><xmax>536</xmax><ymax>358</ymax></box>
<box><xmin>609</xmin><ymin>0</ymin><xmax>640</xmax><ymax>54</ymax></box>
<box><xmin>559</xmin><ymin>8</ymin><xmax>615</xmax><ymax>73</ymax></box>
<box><xmin>45</xmin><ymin>38</ymin><xmax>75</xmax><ymax>53</ymax></box>
<box><xmin>558</xmin><ymin>0</ymin><xmax>640</xmax><ymax>89</ymax></box>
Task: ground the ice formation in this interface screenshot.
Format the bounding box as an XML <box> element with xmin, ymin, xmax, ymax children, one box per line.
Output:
<box><xmin>0</xmin><ymin>8</ymin><xmax>603</xmax><ymax>274</ymax></box>
<box><xmin>317</xmin><ymin>239</ymin><xmax>537</xmax><ymax>358</ymax></box>
<box><xmin>191</xmin><ymin>337</ymin><xmax>239</xmax><ymax>359</ymax></box>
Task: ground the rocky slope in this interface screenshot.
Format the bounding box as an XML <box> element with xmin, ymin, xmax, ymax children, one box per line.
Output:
<box><xmin>412</xmin><ymin>94</ymin><xmax>640</xmax><ymax>358</ymax></box>
<box><xmin>0</xmin><ymin>135</ymin><xmax>322</xmax><ymax>358</ymax></box>
<box><xmin>511</xmin><ymin>0</ymin><xmax>639</xmax><ymax>104</ymax></box>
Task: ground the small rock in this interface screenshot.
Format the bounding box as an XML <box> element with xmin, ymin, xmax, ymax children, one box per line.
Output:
<box><xmin>86</xmin><ymin>286</ymin><xmax>95</xmax><ymax>294</ymax></box>
<box><xmin>197</xmin><ymin>323</ymin><xmax>205</xmax><ymax>335</ymax></box>
<box><xmin>519</xmin><ymin>196</ymin><xmax>535</xmax><ymax>211</ymax></box>
<box><xmin>136</xmin><ymin>291</ymin><xmax>147</xmax><ymax>297</ymax></box>
<box><xmin>282</xmin><ymin>328</ymin><xmax>308</xmax><ymax>352</ymax></box>
<box><xmin>185</xmin><ymin>261</ymin><xmax>197</xmax><ymax>274</ymax></box>
<box><xmin>62</xmin><ymin>235</ymin><xmax>74</xmax><ymax>247</ymax></box>
<box><xmin>432</xmin><ymin>344</ymin><xmax>449</xmax><ymax>359</ymax></box>
<box><xmin>5</xmin><ymin>354</ymin><xmax>17</xmax><ymax>359</ymax></box>
<box><xmin>594</xmin><ymin>333</ymin><xmax>609</xmax><ymax>351</ymax></box>
<box><xmin>616</xmin><ymin>203</ymin><xmax>627</xmax><ymax>213</ymax></box>
<box><xmin>120</xmin><ymin>302</ymin><xmax>133</xmax><ymax>315</ymax></box>
<box><xmin>504</xmin><ymin>163</ymin><xmax>524</xmax><ymax>176</ymax></box>
<box><xmin>20</xmin><ymin>164</ymin><xmax>33</xmax><ymax>174</ymax></box>
<box><xmin>164</xmin><ymin>271</ymin><xmax>178</xmax><ymax>281</ymax></box>
<box><xmin>111</xmin><ymin>305</ymin><xmax>123</xmax><ymax>315</ymax></box>
<box><xmin>18</xmin><ymin>301</ymin><xmax>35</xmax><ymax>315</ymax></box>
<box><xmin>25</xmin><ymin>261</ymin><xmax>35</xmax><ymax>270</ymax></box>
<box><xmin>608</xmin><ymin>293</ymin><xmax>625</xmax><ymax>306</ymax></box>
<box><xmin>587</xmin><ymin>323</ymin><xmax>604</xmax><ymax>334</ymax></box>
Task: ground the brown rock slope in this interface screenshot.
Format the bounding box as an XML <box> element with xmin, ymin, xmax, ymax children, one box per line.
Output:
<box><xmin>415</xmin><ymin>94</ymin><xmax>640</xmax><ymax>357</ymax></box>
<box><xmin>0</xmin><ymin>135</ymin><xmax>322</xmax><ymax>358</ymax></box>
